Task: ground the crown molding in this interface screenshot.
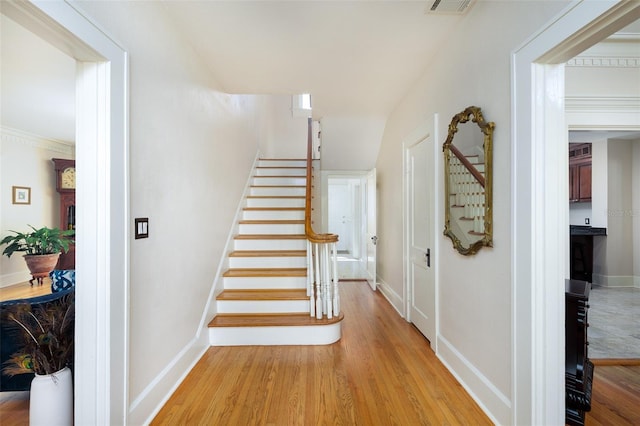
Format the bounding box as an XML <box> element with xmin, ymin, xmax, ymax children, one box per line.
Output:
<box><xmin>1</xmin><ymin>126</ymin><xmax>74</xmax><ymax>155</ymax></box>
<box><xmin>565</xmin><ymin>96</ymin><xmax>640</xmax><ymax>112</ymax></box>
<box><xmin>567</xmin><ymin>56</ymin><xmax>640</xmax><ymax>67</ymax></box>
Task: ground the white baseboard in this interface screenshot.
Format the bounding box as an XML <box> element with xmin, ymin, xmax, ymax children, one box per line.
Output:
<box><xmin>437</xmin><ymin>335</ymin><xmax>511</xmax><ymax>426</ymax></box>
<box><xmin>592</xmin><ymin>273</ymin><xmax>635</xmax><ymax>288</ymax></box>
<box><xmin>0</xmin><ymin>271</ymin><xmax>31</xmax><ymax>288</ymax></box>
<box><xmin>376</xmin><ymin>277</ymin><xmax>405</xmax><ymax>318</ymax></box>
<box><xmin>128</xmin><ymin>332</ymin><xmax>209</xmax><ymax>426</ymax></box>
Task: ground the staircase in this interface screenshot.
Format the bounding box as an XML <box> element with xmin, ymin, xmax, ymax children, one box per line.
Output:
<box><xmin>448</xmin><ymin>154</ymin><xmax>486</xmax><ymax>246</ymax></box>
<box><xmin>208</xmin><ymin>159</ymin><xmax>344</xmax><ymax>346</ymax></box>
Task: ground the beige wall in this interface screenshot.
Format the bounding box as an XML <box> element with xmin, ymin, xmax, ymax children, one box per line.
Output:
<box><xmin>375</xmin><ymin>1</ymin><xmax>569</xmax><ymax>422</ymax></box>
<box><xmin>76</xmin><ymin>1</ymin><xmax>263</xmax><ymax>412</ymax></box>
<box><xmin>634</xmin><ymin>141</ymin><xmax>640</xmax><ymax>287</ymax></box>
<box><xmin>0</xmin><ymin>129</ymin><xmax>74</xmax><ymax>286</ymax></box>
<box><xmin>606</xmin><ymin>141</ymin><xmax>634</xmax><ymax>279</ymax></box>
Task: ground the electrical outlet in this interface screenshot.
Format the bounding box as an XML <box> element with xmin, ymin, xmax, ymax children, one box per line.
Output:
<box><xmin>585</xmin><ymin>218</ymin><xmax>590</xmax><ymax>225</ymax></box>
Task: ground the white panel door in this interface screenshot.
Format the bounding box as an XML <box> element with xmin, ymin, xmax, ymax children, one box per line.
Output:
<box><xmin>365</xmin><ymin>169</ymin><xmax>377</xmax><ymax>291</ymax></box>
<box><xmin>328</xmin><ymin>183</ymin><xmax>352</xmax><ymax>252</ymax></box>
<box><xmin>406</xmin><ymin>135</ymin><xmax>435</xmax><ymax>345</ymax></box>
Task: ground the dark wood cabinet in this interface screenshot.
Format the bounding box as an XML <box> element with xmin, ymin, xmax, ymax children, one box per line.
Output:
<box><xmin>569</xmin><ymin>143</ymin><xmax>592</xmax><ymax>203</ymax></box>
<box><xmin>52</xmin><ymin>158</ymin><xmax>75</xmax><ymax>270</ymax></box>
<box><xmin>565</xmin><ymin>279</ymin><xmax>593</xmax><ymax>426</ymax></box>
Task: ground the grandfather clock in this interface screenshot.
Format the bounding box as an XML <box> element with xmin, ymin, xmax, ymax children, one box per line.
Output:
<box><xmin>52</xmin><ymin>158</ymin><xmax>76</xmax><ymax>270</ymax></box>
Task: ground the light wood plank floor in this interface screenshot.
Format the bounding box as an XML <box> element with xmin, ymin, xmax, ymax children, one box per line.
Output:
<box><xmin>0</xmin><ymin>279</ymin><xmax>51</xmax><ymax>302</ymax></box>
<box><xmin>152</xmin><ymin>281</ymin><xmax>491</xmax><ymax>425</ymax></box>
<box><xmin>2</xmin><ymin>282</ymin><xmax>639</xmax><ymax>425</ymax></box>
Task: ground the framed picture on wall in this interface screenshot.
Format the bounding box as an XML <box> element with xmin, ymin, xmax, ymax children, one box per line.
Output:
<box><xmin>12</xmin><ymin>186</ymin><xmax>31</xmax><ymax>205</ymax></box>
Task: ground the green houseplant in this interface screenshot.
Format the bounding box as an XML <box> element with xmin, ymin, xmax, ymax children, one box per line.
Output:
<box><xmin>1</xmin><ymin>225</ymin><xmax>75</xmax><ymax>285</ymax></box>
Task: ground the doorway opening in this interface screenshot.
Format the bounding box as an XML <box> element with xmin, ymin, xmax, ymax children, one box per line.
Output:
<box><xmin>323</xmin><ymin>171</ymin><xmax>376</xmax><ymax>288</ymax></box>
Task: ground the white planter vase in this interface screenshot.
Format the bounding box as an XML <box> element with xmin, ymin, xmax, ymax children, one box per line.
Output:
<box><xmin>29</xmin><ymin>367</ymin><xmax>73</xmax><ymax>426</ymax></box>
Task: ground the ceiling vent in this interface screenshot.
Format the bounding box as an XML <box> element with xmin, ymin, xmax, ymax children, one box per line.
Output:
<box><xmin>427</xmin><ymin>0</ymin><xmax>475</xmax><ymax>14</ymax></box>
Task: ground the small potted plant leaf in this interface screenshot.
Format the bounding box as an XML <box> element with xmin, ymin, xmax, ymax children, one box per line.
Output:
<box><xmin>1</xmin><ymin>225</ymin><xmax>75</xmax><ymax>285</ymax></box>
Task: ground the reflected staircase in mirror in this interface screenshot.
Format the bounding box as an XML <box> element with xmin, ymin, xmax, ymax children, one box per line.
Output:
<box><xmin>208</xmin><ymin>159</ymin><xmax>343</xmax><ymax>346</ymax></box>
<box><xmin>448</xmin><ymin>152</ymin><xmax>486</xmax><ymax>247</ymax></box>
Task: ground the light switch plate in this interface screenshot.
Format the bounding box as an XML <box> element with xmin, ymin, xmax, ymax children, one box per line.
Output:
<box><xmin>135</xmin><ymin>218</ymin><xmax>149</xmax><ymax>239</ymax></box>
<box><xmin>585</xmin><ymin>218</ymin><xmax>590</xmax><ymax>225</ymax></box>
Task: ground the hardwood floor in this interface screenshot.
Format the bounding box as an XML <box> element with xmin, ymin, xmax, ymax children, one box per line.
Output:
<box><xmin>2</xmin><ymin>281</ymin><xmax>638</xmax><ymax>425</ymax></box>
<box><xmin>0</xmin><ymin>279</ymin><xmax>51</xmax><ymax>302</ymax></box>
<box><xmin>152</xmin><ymin>281</ymin><xmax>491</xmax><ymax>425</ymax></box>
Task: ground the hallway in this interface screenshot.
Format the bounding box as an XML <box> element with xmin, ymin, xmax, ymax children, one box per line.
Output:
<box><xmin>151</xmin><ymin>282</ymin><xmax>490</xmax><ymax>424</ymax></box>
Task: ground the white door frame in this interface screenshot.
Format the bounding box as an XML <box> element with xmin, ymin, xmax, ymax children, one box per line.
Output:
<box><xmin>2</xmin><ymin>2</ymin><xmax>130</xmax><ymax>424</ymax></box>
<box><xmin>511</xmin><ymin>1</ymin><xmax>639</xmax><ymax>424</ymax></box>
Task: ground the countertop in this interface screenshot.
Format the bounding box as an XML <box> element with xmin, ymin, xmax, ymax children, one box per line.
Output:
<box><xmin>570</xmin><ymin>225</ymin><xmax>607</xmax><ymax>236</ymax></box>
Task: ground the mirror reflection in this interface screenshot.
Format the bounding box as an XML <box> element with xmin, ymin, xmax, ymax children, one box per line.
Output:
<box><xmin>443</xmin><ymin>106</ymin><xmax>494</xmax><ymax>255</ymax></box>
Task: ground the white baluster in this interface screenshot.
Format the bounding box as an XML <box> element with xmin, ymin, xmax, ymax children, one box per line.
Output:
<box><xmin>323</xmin><ymin>243</ymin><xmax>332</xmax><ymax>319</ymax></box>
<box><xmin>314</xmin><ymin>243</ymin><xmax>322</xmax><ymax>319</ymax></box>
<box><xmin>331</xmin><ymin>242</ymin><xmax>340</xmax><ymax>315</ymax></box>
<box><xmin>307</xmin><ymin>241</ymin><xmax>315</xmax><ymax>317</ymax></box>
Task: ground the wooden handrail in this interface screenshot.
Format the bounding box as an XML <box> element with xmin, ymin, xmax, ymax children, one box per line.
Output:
<box><xmin>449</xmin><ymin>144</ymin><xmax>485</xmax><ymax>188</ymax></box>
<box><xmin>305</xmin><ymin>118</ymin><xmax>338</xmax><ymax>244</ymax></box>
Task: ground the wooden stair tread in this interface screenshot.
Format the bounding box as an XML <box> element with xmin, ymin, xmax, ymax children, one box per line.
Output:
<box><xmin>208</xmin><ymin>312</ymin><xmax>344</xmax><ymax>328</ymax></box>
<box><xmin>223</xmin><ymin>268</ymin><xmax>307</xmax><ymax>277</ymax></box>
<box><xmin>246</xmin><ymin>195</ymin><xmax>305</xmax><ymax>199</ymax></box>
<box><xmin>258</xmin><ymin>158</ymin><xmax>306</xmax><ymax>161</ymax></box>
<box><xmin>239</xmin><ymin>220</ymin><xmax>304</xmax><ymax>224</ymax></box>
<box><xmin>229</xmin><ymin>250</ymin><xmax>306</xmax><ymax>257</ymax></box>
<box><xmin>243</xmin><ymin>207</ymin><xmax>304</xmax><ymax>211</ymax></box>
<box><xmin>217</xmin><ymin>289</ymin><xmax>308</xmax><ymax>301</ymax></box>
<box><xmin>256</xmin><ymin>166</ymin><xmax>306</xmax><ymax>169</ymax></box>
<box><xmin>234</xmin><ymin>234</ymin><xmax>306</xmax><ymax>240</ymax></box>
<box><xmin>253</xmin><ymin>175</ymin><xmax>306</xmax><ymax>178</ymax></box>
<box><xmin>250</xmin><ymin>185</ymin><xmax>306</xmax><ymax>188</ymax></box>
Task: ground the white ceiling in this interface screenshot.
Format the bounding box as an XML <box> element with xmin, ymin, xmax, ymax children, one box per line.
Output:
<box><xmin>161</xmin><ymin>1</ymin><xmax>465</xmax><ymax>119</ymax></box>
<box><xmin>1</xmin><ymin>2</ymin><xmax>638</xmax><ymax>152</ymax></box>
<box><xmin>1</xmin><ymin>14</ymin><xmax>76</xmax><ymax>142</ymax></box>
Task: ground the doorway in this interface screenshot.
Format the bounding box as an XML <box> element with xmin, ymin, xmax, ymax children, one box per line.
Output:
<box><xmin>1</xmin><ymin>2</ymin><xmax>130</xmax><ymax>423</ymax></box>
<box><xmin>512</xmin><ymin>2</ymin><xmax>640</xmax><ymax>423</ymax></box>
<box><xmin>325</xmin><ymin>172</ymin><xmax>376</xmax><ymax>285</ymax></box>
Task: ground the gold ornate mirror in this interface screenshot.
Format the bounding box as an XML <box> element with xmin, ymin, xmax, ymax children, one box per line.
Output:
<box><xmin>443</xmin><ymin>106</ymin><xmax>494</xmax><ymax>255</ymax></box>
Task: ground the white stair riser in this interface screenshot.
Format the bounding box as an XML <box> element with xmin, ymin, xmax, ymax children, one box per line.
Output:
<box><xmin>223</xmin><ymin>276</ymin><xmax>307</xmax><ymax>290</ymax></box>
<box><xmin>242</xmin><ymin>210</ymin><xmax>304</xmax><ymax>221</ymax></box>
<box><xmin>250</xmin><ymin>187</ymin><xmax>306</xmax><ymax>197</ymax></box>
<box><xmin>246</xmin><ymin>198</ymin><xmax>305</xmax><ymax>208</ymax></box>
<box><xmin>258</xmin><ymin>160</ymin><xmax>306</xmax><ymax>168</ymax></box>
<box><xmin>252</xmin><ymin>177</ymin><xmax>306</xmax><ymax>186</ymax></box>
<box><xmin>228</xmin><ymin>256</ymin><xmax>306</xmax><ymax>268</ymax></box>
<box><xmin>255</xmin><ymin>168</ymin><xmax>307</xmax><ymax>176</ymax></box>
<box><xmin>217</xmin><ymin>299</ymin><xmax>310</xmax><ymax>314</ymax></box>
<box><xmin>210</xmin><ymin>323</ymin><xmax>342</xmax><ymax>346</ymax></box>
<box><xmin>234</xmin><ymin>239</ymin><xmax>306</xmax><ymax>251</ymax></box>
<box><xmin>239</xmin><ymin>223</ymin><xmax>304</xmax><ymax>234</ymax></box>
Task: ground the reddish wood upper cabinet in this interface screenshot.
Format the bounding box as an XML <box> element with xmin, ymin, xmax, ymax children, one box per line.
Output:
<box><xmin>569</xmin><ymin>143</ymin><xmax>592</xmax><ymax>203</ymax></box>
<box><xmin>52</xmin><ymin>158</ymin><xmax>75</xmax><ymax>270</ymax></box>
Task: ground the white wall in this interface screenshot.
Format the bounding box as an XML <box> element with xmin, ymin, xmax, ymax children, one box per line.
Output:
<box><xmin>320</xmin><ymin>116</ymin><xmax>386</xmax><ymax>171</ymax></box>
<box><xmin>0</xmin><ymin>128</ymin><xmax>74</xmax><ymax>286</ymax></box>
<box><xmin>72</xmin><ymin>2</ymin><xmax>264</xmax><ymax>423</ymax></box>
<box><xmin>634</xmin><ymin>141</ymin><xmax>640</xmax><ymax>287</ymax></box>
<box><xmin>601</xmin><ymin>140</ymin><xmax>636</xmax><ymax>287</ymax></box>
<box><xmin>374</xmin><ymin>2</ymin><xmax>569</xmax><ymax>423</ymax></box>
<box><xmin>257</xmin><ymin>94</ymin><xmax>308</xmax><ymax>159</ymax></box>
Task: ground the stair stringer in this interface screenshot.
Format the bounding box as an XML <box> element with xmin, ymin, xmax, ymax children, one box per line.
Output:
<box><xmin>196</xmin><ymin>151</ymin><xmax>263</xmax><ymax>337</ymax></box>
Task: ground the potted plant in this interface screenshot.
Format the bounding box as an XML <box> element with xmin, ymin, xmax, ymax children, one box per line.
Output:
<box><xmin>2</xmin><ymin>291</ymin><xmax>75</xmax><ymax>424</ymax></box>
<box><xmin>0</xmin><ymin>225</ymin><xmax>75</xmax><ymax>286</ymax></box>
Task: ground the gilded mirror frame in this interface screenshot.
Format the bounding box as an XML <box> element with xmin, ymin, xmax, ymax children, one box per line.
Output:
<box><xmin>443</xmin><ymin>106</ymin><xmax>494</xmax><ymax>255</ymax></box>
